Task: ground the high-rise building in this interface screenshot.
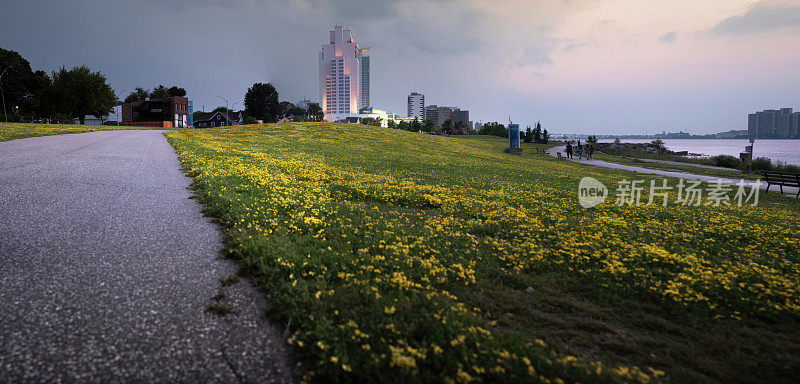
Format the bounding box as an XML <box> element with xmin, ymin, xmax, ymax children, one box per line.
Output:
<box><xmin>407</xmin><ymin>92</ymin><xmax>424</xmax><ymax>120</ymax></box>
<box><xmin>320</xmin><ymin>25</ymin><xmax>364</xmax><ymax>122</ymax></box>
<box><xmin>361</xmin><ymin>50</ymin><xmax>370</xmax><ymax>109</ymax></box>
<box><xmin>748</xmin><ymin>108</ymin><xmax>799</xmax><ymax>139</ymax></box>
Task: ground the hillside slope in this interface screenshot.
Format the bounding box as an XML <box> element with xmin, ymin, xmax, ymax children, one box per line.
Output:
<box><xmin>167</xmin><ymin>123</ymin><xmax>800</xmax><ymax>383</ymax></box>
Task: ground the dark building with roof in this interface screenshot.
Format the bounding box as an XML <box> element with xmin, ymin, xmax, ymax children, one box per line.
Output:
<box><xmin>121</xmin><ymin>96</ymin><xmax>189</xmax><ymax>128</ymax></box>
<box><xmin>193</xmin><ymin>111</ymin><xmax>243</xmax><ymax>128</ymax></box>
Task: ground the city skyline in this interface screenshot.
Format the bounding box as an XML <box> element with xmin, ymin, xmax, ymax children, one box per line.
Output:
<box><xmin>2</xmin><ymin>0</ymin><xmax>799</xmax><ymax>134</ymax></box>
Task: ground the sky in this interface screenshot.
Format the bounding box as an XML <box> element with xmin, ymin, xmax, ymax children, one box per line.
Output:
<box><xmin>1</xmin><ymin>0</ymin><xmax>799</xmax><ymax>135</ymax></box>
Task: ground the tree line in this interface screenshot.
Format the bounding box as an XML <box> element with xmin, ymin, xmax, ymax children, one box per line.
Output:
<box><xmin>1</xmin><ymin>48</ymin><xmax>117</xmax><ymax>124</ymax></box>
<box><xmin>241</xmin><ymin>82</ymin><xmax>323</xmax><ymax>123</ymax></box>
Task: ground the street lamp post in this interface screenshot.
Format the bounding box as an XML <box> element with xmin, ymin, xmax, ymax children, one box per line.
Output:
<box><xmin>217</xmin><ymin>95</ymin><xmax>229</xmax><ymax>126</ymax></box>
<box><xmin>231</xmin><ymin>102</ymin><xmax>240</xmax><ymax>125</ymax></box>
<box><xmin>117</xmin><ymin>89</ymin><xmax>128</xmax><ymax>126</ymax></box>
<box><xmin>0</xmin><ymin>66</ymin><xmax>13</xmax><ymax>123</ymax></box>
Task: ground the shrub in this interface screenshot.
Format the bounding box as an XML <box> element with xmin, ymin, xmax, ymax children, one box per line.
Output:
<box><xmin>752</xmin><ymin>157</ymin><xmax>773</xmax><ymax>172</ymax></box>
<box><xmin>709</xmin><ymin>155</ymin><xmax>740</xmax><ymax>169</ymax></box>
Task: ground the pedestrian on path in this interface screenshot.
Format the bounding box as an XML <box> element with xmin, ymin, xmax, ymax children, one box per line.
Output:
<box><xmin>565</xmin><ymin>142</ymin><xmax>573</xmax><ymax>159</ymax></box>
<box><xmin>577</xmin><ymin>144</ymin><xmax>583</xmax><ymax>160</ymax></box>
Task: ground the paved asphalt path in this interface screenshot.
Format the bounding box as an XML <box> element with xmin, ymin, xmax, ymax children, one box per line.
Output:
<box><xmin>0</xmin><ymin>130</ymin><xmax>293</xmax><ymax>383</ymax></box>
<box><xmin>546</xmin><ymin>145</ymin><xmax>799</xmax><ymax>196</ymax></box>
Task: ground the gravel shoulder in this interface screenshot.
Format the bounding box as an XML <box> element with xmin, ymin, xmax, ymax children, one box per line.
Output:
<box><xmin>0</xmin><ymin>130</ymin><xmax>292</xmax><ymax>383</ymax></box>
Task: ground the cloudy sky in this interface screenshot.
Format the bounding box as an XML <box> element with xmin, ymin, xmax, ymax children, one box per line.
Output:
<box><xmin>2</xmin><ymin>0</ymin><xmax>799</xmax><ymax>134</ymax></box>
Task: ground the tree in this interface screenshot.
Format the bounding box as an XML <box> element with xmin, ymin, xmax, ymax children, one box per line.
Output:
<box><xmin>307</xmin><ymin>102</ymin><xmax>323</xmax><ymax>122</ymax></box>
<box><xmin>26</xmin><ymin>70</ymin><xmax>53</xmax><ymax>120</ymax></box>
<box><xmin>532</xmin><ymin>124</ymin><xmax>542</xmax><ymax>143</ymax></box>
<box><xmin>441</xmin><ymin>119</ymin><xmax>454</xmax><ymax>134</ymax></box>
<box><xmin>278</xmin><ymin>101</ymin><xmax>294</xmax><ymax>118</ymax></box>
<box><xmin>124</xmin><ymin>87</ymin><xmax>149</xmax><ymax>103</ymax></box>
<box><xmin>0</xmin><ymin>48</ymin><xmax>55</xmax><ymax>122</ymax></box>
<box><xmin>411</xmin><ymin>118</ymin><xmax>421</xmax><ymax>132</ymax></box>
<box><xmin>387</xmin><ymin>119</ymin><xmax>396</xmax><ymax>129</ymax></box>
<box><xmin>167</xmin><ymin>86</ymin><xmax>186</xmax><ymax>97</ymax></box>
<box><xmin>533</xmin><ymin>121</ymin><xmax>549</xmax><ymax>144</ymax></box>
<box><xmin>523</xmin><ymin>126</ymin><xmax>533</xmax><ymax>143</ymax></box>
<box><xmin>50</xmin><ymin>65</ymin><xmax>116</xmax><ymax>124</ymax></box>
<box><xmin>478</xmin><ymin>122</ymin><xmax>507</xmax><ymax>138</ymax></box>
<box><xmin>422</xmin><ymin>119</ymin><xmax>436</xmax><ymax>133</ymax></box>
<box><xmin>453</xmin><ymin>121</ymin><xmax>468</xmax><ymax>135</ymax></box>
<box><xmin>244</xmin><ymin>82</ymin><xmax>279</xmax><ymax>123</ymax></box>
<box><xmin>587</xmin><ymin>135</ymin><xmax>599</xmax><ymax>144</ymax></box>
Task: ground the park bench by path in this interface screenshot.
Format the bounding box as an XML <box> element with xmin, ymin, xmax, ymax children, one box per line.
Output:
<box><xmin>763</xmin><ymin>171</ymin><xmax>800</xmax><ymax>197</ymax></box>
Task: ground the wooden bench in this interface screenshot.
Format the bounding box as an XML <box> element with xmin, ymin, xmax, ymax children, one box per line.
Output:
<box><xmin>762</xmin><ymin>171</ymin><xmax>800</xmax><ymax>197</ymax></box>
<box><xmin>557</xmin><ymin>152</ymin><xmax>565</xmax><ymax>160</ymax></box>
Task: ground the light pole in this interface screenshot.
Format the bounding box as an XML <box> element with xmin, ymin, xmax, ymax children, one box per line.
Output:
<box><xmin>231</xmin><ymin>102</ymin><xmax>239</xmax><ymax>125</ymax></box>
<box><xmin>117</xmin><ymin>89</ymin><xmax>129</xmax><ymax>126</ymax></box>
<box><xmin>217</xmin><ymin>95</ymin><xmax>229</xmax><ymax>126</ymax></box>
<box><xmin>1</xmin><ymin>66</ymin><xmax>13</xmax><ymax>123</ymax></box>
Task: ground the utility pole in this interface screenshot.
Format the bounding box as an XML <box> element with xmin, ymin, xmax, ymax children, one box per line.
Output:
<box><xmin>0</xmin><ymin>66</ymin><xmax>12</xmax><ymax>123</ymax></box>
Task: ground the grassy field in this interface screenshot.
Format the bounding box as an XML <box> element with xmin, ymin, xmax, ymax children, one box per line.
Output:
<box><xmin>166</xmin><ymin>123</ymin><xmax>800</xmax><ymax>383</ymax></box>
<box><xmin>0</xmin><ymin>122</ymin><xmax>165</xmax><ymax>142</ymax></box>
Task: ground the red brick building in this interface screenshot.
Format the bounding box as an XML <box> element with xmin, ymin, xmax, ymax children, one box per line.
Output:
<box><xmin>121</xmin><ymin>96</ymin><xmax>189</xmax><ymax>128</ymax></box>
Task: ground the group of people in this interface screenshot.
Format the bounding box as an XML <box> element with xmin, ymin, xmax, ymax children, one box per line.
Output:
<box><xmin>565</xmin><ymin>140</ymin><xmax>595</xmax><ymax>160</ymax></box>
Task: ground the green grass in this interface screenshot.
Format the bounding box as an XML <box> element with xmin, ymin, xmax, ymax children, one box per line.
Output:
<box><xmin>166</xmin><ymin>123</ymin><xmax>800</xmax><ymax>383</ymax></box>
<box><xmin>0</xmin><ymin>122</ymin><xmax>168</xmax><ymax>142</ymax></box>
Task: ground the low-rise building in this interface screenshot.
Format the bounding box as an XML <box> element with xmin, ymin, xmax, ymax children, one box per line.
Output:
<box><xmin>193</xmin><ymin>111</ymin><xmax>243</xmax><ymax>128</ymax></box>
<box><xmin>73</xmin><ymin>115</ymin><xmax>110</xmax><ymax>125</ymax></box>
<box><xmin>121</xmin><ymin>96</ymin><xmax>189</xmax><ymax>128</ymax></box>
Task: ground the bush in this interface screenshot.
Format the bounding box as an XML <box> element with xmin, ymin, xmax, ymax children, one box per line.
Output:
<box><xmin>709</xmin><ymin>155</ymin><xmax>740</xmax><ymax>169</ymax></box>
<box><xmin>752</xmin><ymin>157</ymin><xmax>773</xmax><ymax>172</ymax></box>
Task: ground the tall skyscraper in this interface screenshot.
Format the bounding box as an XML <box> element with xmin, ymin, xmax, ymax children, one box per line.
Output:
<box><xmin>319</xmin><ymin>25</ymin><xmax>364</xmax><ymax>122</ymax></box>
<box><xmin>361</xmin><ymin>49</ymin><xmax>370</xmax><ymax>109</ymax></box>
<box><xmin>407</xmin><ymin>92</ymin><xmax>424</xmax><ymax>120</ymax></box>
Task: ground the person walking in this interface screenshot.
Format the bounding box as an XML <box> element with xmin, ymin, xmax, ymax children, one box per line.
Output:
<box><xmin>588</xmin><ymin>144</ymin><xmax>595</xmax><ymax>160</ymax></box>
<box><xmin>577</xmin><ymin>144</ymin><xmax>583</xmax><ymax>160</ymax></box>
<box><xmin>565</xmin><ymin>142</ymin><xmax>573</xmax><ymax>159</ymax></box>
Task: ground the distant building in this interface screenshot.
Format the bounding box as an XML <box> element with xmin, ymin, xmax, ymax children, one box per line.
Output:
<box><xmin>361</xmin><ymin>50</ymin><xmax>371</xmax><ymax>109</ymax></box>
<box><xmin>297</xmin><ymin>99</ymin><xmax>314</xmax><ymax>110</ymax></box>
<box><xmin>407</xmin><ymin>92</ymin><xmax>424</xmax><ymax>120</ymax></box>
<box><xmin>319</xmin><ymin>25</ymin><xmax>366</xmax><ymax>122</ymax></box>
<box><xmin>121</xmin><ymin>96</ymin><xmax>189</xmax><ymax>128</ymax></box>
<box><xmin>424</xmin><ymin>105</ymin><xmax>470</xmax><ymax>127</ymax></box>
<box><xmin>193</xmin><ymin>111</ymin><xmax>243</xmax><ymax>128</ymax></box>
<box><xmin>451</xmin><ymin>109</ymin><xmax>470</xmax><ymax>128</ymax></box>
<box><xmin>73</xmin><ymin>115</ymin><xmax>110</xmax><ymax>125</ymax></box>
<box><xmin>748</xmin><ymin>108</ymin><xmax>800</xmax><ymax>139</ymax></box>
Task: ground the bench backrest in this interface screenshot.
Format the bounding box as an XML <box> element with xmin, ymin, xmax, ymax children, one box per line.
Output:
<box><xmin>762</xmin><ymin>171</ymin><xmax>800</xmax><ymax>187</ymax></box>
